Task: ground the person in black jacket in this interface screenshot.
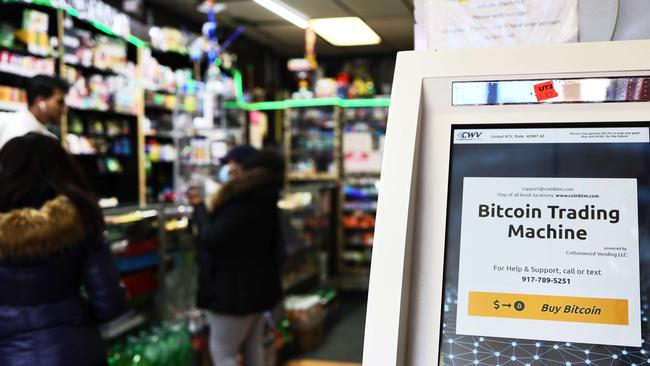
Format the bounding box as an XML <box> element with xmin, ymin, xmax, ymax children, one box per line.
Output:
<box><xmin>0</xmin><ymin>133</ymin><xmax>127</xmax><ymax>366</ymax></box>
<box><xmin>190</xmin><ymin>146</ymin><xmax>284</xmax><ymax>366</ymax></box>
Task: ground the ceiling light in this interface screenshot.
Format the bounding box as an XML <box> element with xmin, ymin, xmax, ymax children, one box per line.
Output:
<box><xmin>310</xmin><ymin>17</ymin><xmax>381</xmax><ymax>46</ymax></box>
<box><xmin>253</xmin><ymin>0</ymin><xmax>309</xmax><ymax>29</ymax></box>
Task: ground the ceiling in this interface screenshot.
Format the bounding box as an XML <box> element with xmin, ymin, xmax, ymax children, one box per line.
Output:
<box><xmin>148</xmin><ymin>0</ymin><xmax>414</xmax><ymax>56</ymax></box>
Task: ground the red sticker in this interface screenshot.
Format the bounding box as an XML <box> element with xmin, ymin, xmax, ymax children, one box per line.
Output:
<box><xmin>534</xmin><ymin>81</ymin><xmax>558</xmax><ymax>102</ymax></box>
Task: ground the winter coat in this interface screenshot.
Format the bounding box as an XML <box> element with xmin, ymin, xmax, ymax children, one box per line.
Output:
<box><xmin>193</xmin><ymin>167</ymin><xmax>284</xmax><ymax>315</ymax></box>
<box><xmin>0</xmin><ymin>196</ymin><xmax>127</xmax><ymax>366</ymax></box>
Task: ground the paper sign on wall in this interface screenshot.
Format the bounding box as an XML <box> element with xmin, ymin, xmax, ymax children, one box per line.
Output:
<box><xmin>429</xmin><ymin>0</ymin><xmax>578</xmax><ymax>48</ymax></box>
<box><xmin>456</xmin><ymin>177</ymin><xmax>641</xmax><ymax>347</ymax></box>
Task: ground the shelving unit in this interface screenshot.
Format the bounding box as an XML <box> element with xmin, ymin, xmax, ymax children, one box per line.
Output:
<box><xmin>0</xmin><ymin>2</ymin><xmax>57</xmax><ymax>109</ymax></box>
<box><xmin>103</xmin><ymin>206</ymin><xmax>162</xmax><ymax>338</ymax></box>
<box><xmin>280</xmin><ymin>102</ymin><xmax>388</xmax><ymax>287</ymax></box>
<box><xmin>141</xmin><ymin>46</ymin><xmax>202</xmax><ymax>204</ymax></box>
<box><xmin>60</xmin><ymin>13</ymin><xmax>141</xmax><ymax>205</ymax></box>
<box><xmin>155</xmin><ymin>205</ymin><xmax>197</xmax><ymax>321</ymax></box>
<box><xmin>338</xmin><ymin>106</ymin><xmax>387</xmax><ymax>283</ymax></box>
<box><xmin>279</xmin><ymin>184</ymin><xmax>336</xmax><ymax>293</ymax></box>
<box><xmin>285</xmin><ymin>106</ymin><xmax>341</xmax><ymax>181</ymax></box>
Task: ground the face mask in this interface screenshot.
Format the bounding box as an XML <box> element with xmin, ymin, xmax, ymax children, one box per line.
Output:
<box><xmin>219</xmin><ymin>165</ymin><xmax>230</xmax><ymax>183</ymax></box>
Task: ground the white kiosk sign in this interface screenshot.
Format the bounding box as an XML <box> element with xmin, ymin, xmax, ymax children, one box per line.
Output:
<box><xmin>363</xmin><ymin>42</ymin><xmax>650</xmax><ymax>365</ymax></box>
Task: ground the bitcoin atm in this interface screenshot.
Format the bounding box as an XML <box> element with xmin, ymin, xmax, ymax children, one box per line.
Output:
<box><xmin>364</xmin><ymin>41</ymin><xmax>650</xmax><ymax>365</ymax></box>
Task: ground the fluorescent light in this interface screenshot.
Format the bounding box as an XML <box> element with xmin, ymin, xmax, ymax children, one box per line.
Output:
<box><xmin>310</xmin><ymin>17</ymin><xmax>381</xmax><ymax>46</ymax></box>
<box><xmin>253</xmin><ymin>0</ymin><xmax>309</xmax><ymax>29</ymax></box>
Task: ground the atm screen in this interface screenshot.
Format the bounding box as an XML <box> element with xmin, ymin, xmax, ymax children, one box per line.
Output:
<box><xmin>440</xmin><ymin>123</ymin><xmax>650</xmax><ymax>365</ymax></box>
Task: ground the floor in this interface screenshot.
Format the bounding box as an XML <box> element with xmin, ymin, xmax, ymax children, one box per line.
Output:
<box><xmin>287</xmin><ymin>292</ymin><xmax>367</xmax><ymax>366</ymax></box>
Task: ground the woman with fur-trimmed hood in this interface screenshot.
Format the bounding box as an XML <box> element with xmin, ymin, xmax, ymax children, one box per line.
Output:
<box><xmin>0</xmin><ymin>133</ymin><xmax>127</xmax><ymax>365</ymax></box>
<box><xmin>190</xmin><ymin>146</ymin><xmax>284</xmax><ymax>366</ymax></box>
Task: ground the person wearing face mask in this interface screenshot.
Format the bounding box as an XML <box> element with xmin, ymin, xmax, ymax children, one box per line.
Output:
<box><xmin>0</xmin><ymin>75</ymin><xmax>69</xmax><ymax>148</ymax></box>
<box><xmin>188</xmin><ymin>145</ymin><xmax>285</xmax><ymax>366</ymax></box>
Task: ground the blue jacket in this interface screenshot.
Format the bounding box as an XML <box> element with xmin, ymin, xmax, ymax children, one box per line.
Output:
<box><xmin>0</xmin><ymin>196</ymin><xmax>127</xmax><ymax>366</ymax></box>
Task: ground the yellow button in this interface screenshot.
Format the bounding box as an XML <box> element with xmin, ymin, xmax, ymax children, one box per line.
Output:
<box><xmin>468</xmin><ymin>291</ymin><xmax>629</xmax><ymax>325</ymax></box>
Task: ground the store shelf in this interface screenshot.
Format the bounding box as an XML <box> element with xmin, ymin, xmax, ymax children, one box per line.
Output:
<box><xmin>100</xmin><ymin>311</ymin><xmax>147</xmax><ymax>340</ymax></box>
<box><xmin>283</xmin><ymin>268</ymin><xmax>320</xmax><ymax>292</ymax></box>
<box><xmin>145</xmin><ymin>131</ymin><xmax>177</xmax><ymax>139</ymax></box>
<box><xmin>64</xmin><ymin>62</ymin><xmax>126</xmax><ymax>77</ymax></box>
<box><xmin>145</xmin><ymin>104</ymin><xmax>197</xmax><ymax>115</ymax></box>
<box><xmin>0</xmin><ymin>63</ymin><xmax>54</xmax><ymax>78</ymax></box>
<box><xmin>115</xmin><ymin>252</ymin><xmax>161</xmax><ymax>273</ymax></box>
<box><xmin>69</xmin><ymin>107</ymin><xmax>138</xmax><ymax>118</ymax></box>
<box><xmin>0</xmin><ymin>45</ymin><xmax>53</xmax><ymax>59</ymax></box>
<box><xmin>343</xmin><ymin>226</ymin><xmax>375</xmax><ymax>231</ymax></box>
<box><xmin>0</xmin><ymin>100</ymin><xmax>24</xmax><ymax>111</ymax></box>
<box><xmin>105</xmin><ymin>209</ymin><xmax>159</xmax><ymax>225</ymax></box>
<box><xmin>288</xmin><ymin>173</ymin><xmax>339</xmax><ymax>181</ymax></box>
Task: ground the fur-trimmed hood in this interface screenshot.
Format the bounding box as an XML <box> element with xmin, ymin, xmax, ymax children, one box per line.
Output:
<box><xmin>208</xmin><ymin>167</ymin><xmax>283</xmax><ymax>213</ymax></box>
<box><xmin>0</xmin><ymin>196</ymin><xmax>86</xmax><ymax>259</ymax></box>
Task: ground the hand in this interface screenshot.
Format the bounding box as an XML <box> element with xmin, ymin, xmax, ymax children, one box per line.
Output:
<box><xmin>186</xmin><ymin>186</ymin><xmax>203</xmax><ymax>206</ymax></box>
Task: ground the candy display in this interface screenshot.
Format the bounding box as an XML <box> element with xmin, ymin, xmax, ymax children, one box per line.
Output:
<box><xmin>0</xmin><ymin>85</ymin><xmax>26</xmax><ymax>105</ymax></box>
<box><xmin>0</xmin><ymin>50</ymin><xmax>56</xmax><ymax>77</ymax></box>
<box><xmin>63</xmin><ymin>65</ymin><xmax>138</xmax><ymax>114</ymax></box>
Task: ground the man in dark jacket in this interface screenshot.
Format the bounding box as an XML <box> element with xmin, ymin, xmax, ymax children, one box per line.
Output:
<box><xmin>190</xmin><ymin>146</ymin><xmax>284</xmax><ymax>366</ymax></box>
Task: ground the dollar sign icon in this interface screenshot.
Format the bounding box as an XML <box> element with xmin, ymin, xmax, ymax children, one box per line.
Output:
<box><xmin>493</xmin><ymin>300</ymin><xmax>500</xmax><ymax>310</ymax></box>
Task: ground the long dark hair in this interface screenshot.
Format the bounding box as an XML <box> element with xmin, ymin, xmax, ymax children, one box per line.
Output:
<box><xmin>0</xmin><ymin>133</ymin><xmax>104</xmax><ymax>239</ymax></box>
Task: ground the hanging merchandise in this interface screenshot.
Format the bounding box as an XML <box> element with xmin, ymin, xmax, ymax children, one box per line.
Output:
<box><xmin>427</xmin><ymin>0</ymin><xmax>578</xmax><ymax>48</ymax></box>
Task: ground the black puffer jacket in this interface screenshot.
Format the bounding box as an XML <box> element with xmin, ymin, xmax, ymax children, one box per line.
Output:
<box><xmin>193</xmin><ymin>167</ymin><xmax>283</xmax><ymax>314</ymax></box>
<box><xmin>0</xmin><ymin>196</ymin><xmax>127</xmax><ymax>366</ymax></box>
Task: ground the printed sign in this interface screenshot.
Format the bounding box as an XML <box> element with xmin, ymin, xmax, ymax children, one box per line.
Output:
<box><xmin>456</xmin><ymin>177</ymin><xmax>641</xmax><ymax>346</ymax></box>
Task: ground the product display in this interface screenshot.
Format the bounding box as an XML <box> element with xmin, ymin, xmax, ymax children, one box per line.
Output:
<box><xmin>0</xmin><ymin>85</ymin><xmax>25</xmax><ymax>109</ymax></box>
<box><xmin>0</xmin><ymin>50</ymin><xmax>56</xmax><ymax>77</ymax></box>
<box><xmin>287</xmin><ymin>107</ymin><xmax>338</xmax><ymax>179</ymax></box>
<box><xmin>17</xmin><ymin>9</ymin><xmax>53</xmax><ymax>56</ymax></box>
<box><xmin>342</xmin><ymin>107</ymin><xmax>387</xmax><ymax>174</ymax></box>
<box><xmin>63</xmin><ymin>19</ymin><xmax>133</xmax><ymax>75</ymax></box>
<box><xmin>63</xmin><ymin>65</ymin><xmax>138</xmax><ymax>114</ymax></box>
<box><xmin>107</xmin><ymin>321</ymin><xmax>193</xmax><ymax>366</ymax></box>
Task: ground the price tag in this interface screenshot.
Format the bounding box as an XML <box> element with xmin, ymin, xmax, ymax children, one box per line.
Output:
<box><xmin>534</xmin><ymin>81</ymin><xmax>559</xmax><ymax>101</ymax></box>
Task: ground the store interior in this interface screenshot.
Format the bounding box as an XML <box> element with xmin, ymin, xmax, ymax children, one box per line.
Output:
<box><xmin>6</xmin><ymin>0</ymin><xmax>647</xmax><ymax>365</ymax></box>
<box><xmin>0</xmin><ymin>0</ymin><xmax>413</xmax><ymax>365</ymax></box>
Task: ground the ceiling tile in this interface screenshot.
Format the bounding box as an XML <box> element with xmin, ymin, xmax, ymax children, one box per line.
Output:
<box><xmin>344</xmin><ymin>0</ymin><xmax>412</xmax><ymax>18</ymax></box>
<box><xmin>220</xmin><ymin>1</ymin><xmax>289</xmax><ymax>23</ymax></box>
<box><xmin>282</xmin><ymin>0</ymin><xmax>350</xmax><ymax>18</ymax></box>
<box><xmin>366</xmin><ymin>18</ymin><xmax>413</xmax><ymax>45</ymax></box>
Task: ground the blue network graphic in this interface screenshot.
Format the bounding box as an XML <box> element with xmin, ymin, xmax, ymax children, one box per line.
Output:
<box><xmin>440</xmin><ymin>287</ymin><xmax>650</xmax><ymax>366</ymax></box>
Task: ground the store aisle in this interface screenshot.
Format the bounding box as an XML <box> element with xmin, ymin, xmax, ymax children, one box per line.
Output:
<box><xmin>291</xmin><ymin>292</ymin><xmax>368</xmax><ymax>363</ymax></box>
